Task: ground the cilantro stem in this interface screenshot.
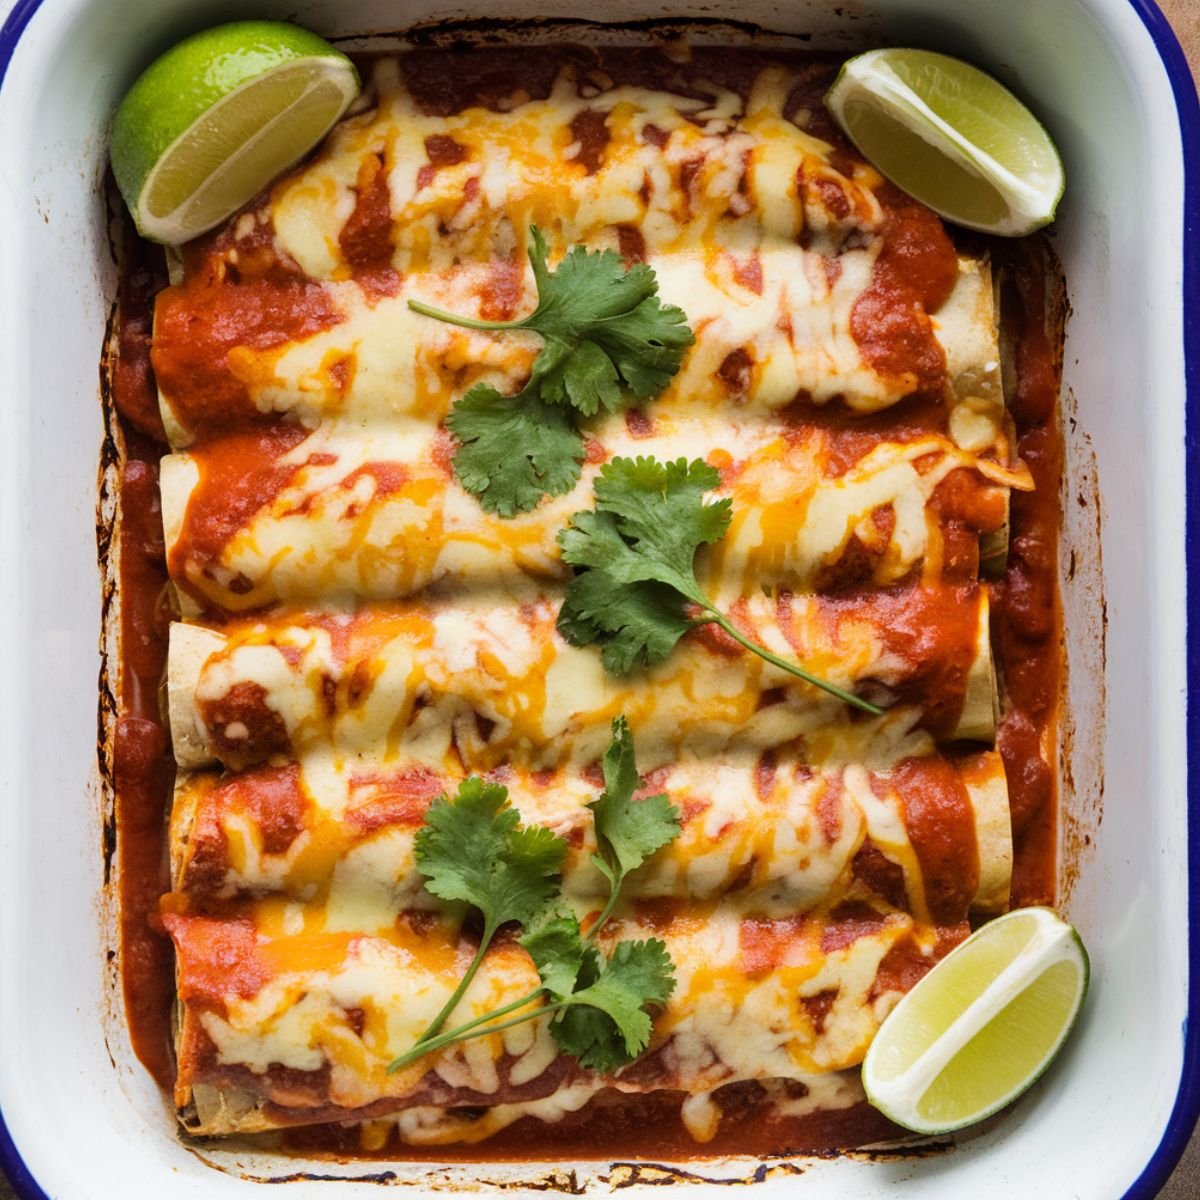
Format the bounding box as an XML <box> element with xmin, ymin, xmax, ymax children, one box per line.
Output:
<box><xmin>589</xmin><ymin>891</ymin><xmax>622</xmax><ymax>941</ymax></box>
<box><xmin>407</xmin><ymin>298</ymin><xmax>522</xmax><ymax>332</ymax></box>
<box><xmin>419</xmin><ymin>984</ymin><xmax>545</xmax><ymax>1048</ymax></box>
<box><xmin>388</xmin><ymin>996</ymin><xmax>568</xmax><ymax>1073</ymax></box>
<box><xmin>705</xmin><ymin>610</ymin><xmax>885</xmax><ymax>716</ymax></box>
<box><xmin>415</xmin><ymin>916</ymin><xmax>501</xmax><ymax>1043</ymax></box>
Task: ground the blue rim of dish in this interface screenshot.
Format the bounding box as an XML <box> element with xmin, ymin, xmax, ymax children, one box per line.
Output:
<box><xmin>1121</xmin><ymin>2</ymin><xmax>1200</xmax><ymax>1190</ymax></box>
<box><xmin>0</xmin><ymin>0</ymin><xmax>1195</xmax><ymax>1196</ymax></box>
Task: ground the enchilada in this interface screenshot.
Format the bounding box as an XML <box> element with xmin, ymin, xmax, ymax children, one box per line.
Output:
<box><xmin>165</xmin><ymin>905</ymin><xmax>973</xmax><ymax>1137</ymax></box>
<box><xmin>165</xmin><ymin>585</ymin><xmax>998</xmax><ymax>768</ymax></box>
<box><xmin>159</xmin><ymin>424</ymin><xmax>1022</xmax><ymax>613</ymax></box>
<box><xmin>151</xmin><ymin>51</ymin><xmax>1008</xmax><ymax>444</ymax></box>
<box><xmin>167</xmin><ymin>750</ymin><xmax>1011</xmax><ymax>918</ymax></box>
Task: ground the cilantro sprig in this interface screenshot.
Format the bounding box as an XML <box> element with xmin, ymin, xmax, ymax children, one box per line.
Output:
<box><xmin>537</xmin><ymin>936</ymin><xmax>676</xmax><ymax>1072</ymax></box>
<box><xmin>412</xmin><ymin>777</ymin><xmax>568</xmax><ymax>1042</ymax></box>
<box><xmin>411</xmin><ymin>227</ymin><xmax>694</xmax><ymax>517</ymax></box>
<box><xmin>387</xmin><ymin>717</ymin><xmax>680</xmax><ymax>1075</ymax></box>
<box><xmin>588</xmin><ymin>715</ymin><xmax>680</xmax><ymax>930</ymax></box>
<box><xmin>556</xmin><ymin>456</ymin><xmax>886</xmax><ymax>716</ymax></box>
<box><xmin>411</xmin><ymin>228</ymin><xmax>694</xmax><ymax>415</ymax></box>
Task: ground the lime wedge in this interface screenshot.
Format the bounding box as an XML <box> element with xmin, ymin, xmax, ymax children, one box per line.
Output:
<box><xmin>862</xmin><ymin>907</ymin><xmax>1089</xmax><ymax>1134</ymax></box>
<box><xmin>825</xmin><ymin>48</ymin><xmax>1064</xmax><ymax>236</ymax></box>
<box><xmin>110</xmin><ymin>21</ymin><xmax>360</xmax><ymax>244</ymax></box>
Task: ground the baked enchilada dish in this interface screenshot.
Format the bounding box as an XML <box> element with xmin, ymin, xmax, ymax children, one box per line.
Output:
<box><xmin>106</xmin><ymin>40</ymin><xmax>1063</xmax><ymax>1157</ymax></box>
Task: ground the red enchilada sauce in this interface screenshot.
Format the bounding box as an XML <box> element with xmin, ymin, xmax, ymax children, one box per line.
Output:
<box><xmin>107</xmin><ymin>45</ymin><xmax>1063</xmax><ymax>1159</ymax></box>
<box><xmin>108</xmin><ymin>234</ymin><xmax>175</xmax><ymax>1089</ymax></box>
<box><xmin>992</xmin><ymin>243</ymin><xmax>1063</xmax><ymax>907</ymax></box>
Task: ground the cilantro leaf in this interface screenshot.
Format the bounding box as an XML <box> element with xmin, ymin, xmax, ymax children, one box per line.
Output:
<box><xmin>553</xmin><ymin>459</ymin><xmax>730</xmax><ymax>673</ymax></box>
<box><xmin>416</xmin><ymin>777</ymin><xmax>567</xmax><ymax>928</ymax></box>
<box><xmin>557</xmin><ymin>456</ymin><xmax>886</xmax><ymax>715</ymax></box>
<box><xmin>561</xmin><ymin>457</ymin><xmax>729</xmax><ymax>603</ymax></box>
<box><xmin>550</xmin><ymin>939</ymin><xmax>676</xmax><ymax>1071</ymax></box>
<box><xmin>555</xmin><ymin>551</ymin><xmax>693</xmax><ymax>675</ymax></box>
<box><xmin>521</xmin><ymin>903</ymin><xmax>676</xmax><ymax>1072</ymax></box>
<box><xmin>445</xmin><ymin>382</ymin><xmax>583</xmax><ymax>517</ymax></box>
<box><xmin>413</xmin><ymin>778</ymin><xmax>567</xmax><ymax>1039</ymax></box>
<box><xmin>520</xmin><ymin>905</ymin><xmax>587</xmax><ymax>1002</ymax></box>
<box><xmin>531</xmin><ymin>337</ymin><xmax>620</xmax><ymax>417</ymax></box>
<box><xmin>526</xmin><ymin>228</ymin><xmax>664</xmax><ymax>331</ymax></box>
<box><xmin>589</xmin><ymin>716</ymin><xmax>680</xmax><ymax>913</ymax></box>
<box><xmin>556</xmin><ymin>457</ymin><xmax>727</xmax><ymax>673</ymax></box>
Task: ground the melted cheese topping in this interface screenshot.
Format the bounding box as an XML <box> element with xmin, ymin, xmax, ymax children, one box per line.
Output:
<box><xmin>168</xmin><ymin>587</ymin><xmax>993</xmax><ymax>771</ymax></box>
<box><xmin>161</xmin><ymin>425</ymin><xmax>1024</xmax><ymax>614</ymax></box>
<box><xmin>171</xmin><ymin>742</ymin><xmax>1007</xmax><ymax>918</ymax></box>
<box><xmin>177</xmin><ymin>903</ymin><xmax>931</xmax><ymax>1124</ymax></box>
<box><xmin>156</xmin><ymin>60</ymin><xmax>1003</xmax><ymax>444</ymax></box>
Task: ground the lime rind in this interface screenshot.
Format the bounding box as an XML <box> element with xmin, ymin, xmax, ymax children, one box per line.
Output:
<box><xmin>867</xmin><ymin>908</ymin><xmax>1047</xmax><ymax>1079</ymax></box>
<box><xmin>912</xmin><ymin>956</ymin><xmax>1085</xmax><ymax>1127</ymax></box>
<box><xmin>111</xmin><ymin>21</ymin><xmax>352</xmax><ymax>204</ymax></box>
<box><xmin>862</xmin><ymin>907</ymin><xmax>1089</xmax><ymax>1135</ymax></box>
<box><xmin>872</xmin><ymin>50</ymin><xmax>1061</xmax><ymax>189</ymax></box>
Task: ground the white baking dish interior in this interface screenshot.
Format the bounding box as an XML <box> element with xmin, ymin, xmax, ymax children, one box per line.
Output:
<box><xmin>0</xmin><ymin>0</ymin><xmax>1191</xmax><ymax>1196</ymax></box>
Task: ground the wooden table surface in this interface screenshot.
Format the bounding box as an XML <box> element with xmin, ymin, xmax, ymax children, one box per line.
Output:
<box><xmin>1</xmin><ymin>1</ymin><xmax>1197</xmax><ymax>1196</ymax></box>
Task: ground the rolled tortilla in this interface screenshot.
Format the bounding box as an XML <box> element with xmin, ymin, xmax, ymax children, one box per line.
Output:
<box><xmin>158</xmin><ymin>417</ymin><xmax>1024</xmax><ymax>615</ymax></box>
<box><xmin>165</xmin><ymin>902</ymin><xmax>969</xmax><ymax>1135</ymax></box>
<box><xmin>152</xmin><ymin>54</ymin><xmax>1005</xmax><ymax>448</ymax></box>
<box><xmin>167</xmin><ymin>623</ymin><xmax>226</xmax><ymax>769</ymax></box>
<box><xmin>166</xmin><ymin>587</ymin><xmax>998</xmax><ymax>774</ymax></box>
<box><xmin>167</xmin><ymin>743</ymin><xmax>1010</xmax><ymax>920</ymax></box>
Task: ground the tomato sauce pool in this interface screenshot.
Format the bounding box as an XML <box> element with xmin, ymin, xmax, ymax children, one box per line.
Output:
<box><xmin>107</xmin><ymin>228</ymin><xmax>176</xmax><ymax>1090</ymax></box>
<box><xmin>105</xmin><ymin>44</ymin><xmax>1064</xmax><ymax>1161</ymax></box>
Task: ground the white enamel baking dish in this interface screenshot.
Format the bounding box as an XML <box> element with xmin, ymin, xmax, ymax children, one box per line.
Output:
<box><xmin>0</xmin><ymin>0</ymin><xmax>1196</xmax><ymax>1196</ymax></box>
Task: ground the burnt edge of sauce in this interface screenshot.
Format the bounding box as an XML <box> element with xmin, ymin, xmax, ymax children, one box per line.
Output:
<box><xmin>392</xmin><ymin>15</ymin><xmax>806</xmax><ymax>48</ymax></box>
<box><xmin>104</xmin><ymin>37</ymin><xmax>1066</xmax><ymax>1164</ymax></box>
